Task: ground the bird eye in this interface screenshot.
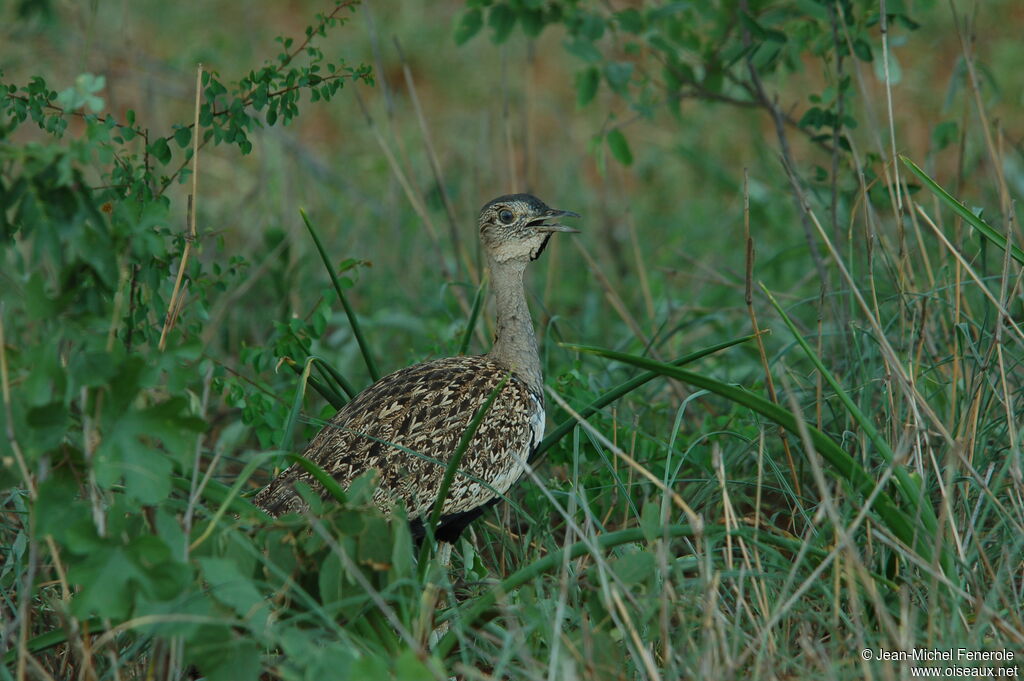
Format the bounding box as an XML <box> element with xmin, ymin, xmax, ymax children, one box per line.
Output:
<box><xmin>498</xmin><ymin>209</ymin><xmax>514</xmax><ymax>224</ymax></box>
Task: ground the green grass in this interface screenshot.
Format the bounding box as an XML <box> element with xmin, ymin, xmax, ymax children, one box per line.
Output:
<box><xmin>2</xmin><ymin>1</ymin><xmax>1023</xmax><ymax>680</ymax></box>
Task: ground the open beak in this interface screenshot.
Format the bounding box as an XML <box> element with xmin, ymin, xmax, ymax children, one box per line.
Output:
<box><xmin>530</xmin><ymin>208</ymin><xmax>582</xmax><ymax>234</ymax></box>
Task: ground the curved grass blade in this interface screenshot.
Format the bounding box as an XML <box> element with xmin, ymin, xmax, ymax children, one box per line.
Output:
<box><xmin>563</xmin><ymin>343</ymin><xmax>950</xmax><ymax>580</ymax></box>
<box><xmin>318</xmin><ymin>356</ymin><xmax>358</xmax><ymax>401</ymax></box>
<box><xmin>286</xmin><ymin>358</ymin><xmax>347</xmax><ymax>410</ymax></box>
<box><xmin>457</xmin><ymin>278</ymin><xmax>487</xmax><ymax>356</ymax></box>
<box><xmin>535</xmin><ymin>334</ymin><xmax>757</xmax><ymax>461</ymax></box>
<box><xmin>1</xmin><ymin>616</ymin><xmax>104</xmax><ymax>665</ymax></box>
<box><xmin>189</xmin><ymin>451</ymin><xmax>286</xmax><ymax>551</ymax></box>
<box><xmin>761</xmin><ymin>286</ymin><xmax>936</xmax><ymax>528</ymax></box>
<box><xmin>900</xmin><ymin>155</ymin><xmax>1024</xmax><ymax>265</ymax></box>
<box><xmin>279</xmin><ymin>356</ymin><xmax>316</xmax><ymax>450</ymax></box>
<box><xmin>189</xmin><ymin>449</ymin><xmax>350</xmax><ymax>553</ymax></box>
<box><xmin>312</xmin><ymin>362</ymin><xmax>349</xmax><ymax>408</ymax></box>
<box><xmin>434</xmin><ymin>523</ymin><xmax>701</xmax><ymax>656</ymax></box>
<box><xmin>284</xmin><ymin>451</ymin><xmax>349</xmax><ymax>505</ymax></box>
<box><xmin>171</xmin><ymin>476</ymin><xmax>268</xmax><ymax>521</ymax></box>
<box><xmin>433</xmin><ymin>521</ymin><xmax>901</xmax><ymax>659</ymax></box>
<box><xmin>300</xmin><ymin>208</ymin><xmax>381</xmax><ymax>380</ymax></box>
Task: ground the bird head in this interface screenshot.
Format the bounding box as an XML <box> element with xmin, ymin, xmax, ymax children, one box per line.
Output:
<box><xmin>478</xmin><ymin>193</ymin><xmax>580</xmax><ymax>262</ymax></box>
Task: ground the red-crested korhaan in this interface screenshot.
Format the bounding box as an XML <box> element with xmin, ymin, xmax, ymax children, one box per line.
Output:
<box><xmin>255</xmin><ymin>194</ymin><xmax>580</xmax><ymax>544</ymax></box>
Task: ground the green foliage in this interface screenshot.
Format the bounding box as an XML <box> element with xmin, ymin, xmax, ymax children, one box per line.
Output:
<box><xmin>606</xmin><ymin>128</ymin><xmax>632</xmax><ymax>166</ymax></box>
<box><xmin>456</xmin><ymin>0</ymin><xmax>917</xmax><ymax>172</ymax></box>
<box><xmin>4</xmin><ymin>0</ymin><xmax>1023</xmax><ymax>679</ymax></box>
<box><xmin>1</xmin><ymin>2</ymin><xmax>376</xmax><ymax>678</ymax></box>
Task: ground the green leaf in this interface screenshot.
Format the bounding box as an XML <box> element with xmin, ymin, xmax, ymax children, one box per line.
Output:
<box><xmin>565</xmin><ymin>38</ymin><xmax>603</xmax><ymax>63</ymax></box>
<box><xmin>873</xmin><ymin>48</ymin><xmax>902</xmax><ymax>84</ymax></box>
<box><xmin>69</xmin><ymin>546</ymin><xmax>141</xmax><ymax>618</ymax></box>
<box><xmin>198</xmin><ymin>557</ymin><xmax>269</xmax><ymax>628</ymax></box>
<box><xmin>604</xmin><ymin>61</ymin><xmax>634</xmax><ymax>94</ymax></box>
<box><xmin>640</xmin><ymin>500</ymin><xmax>661</xmax><ymax>542</ymax></box>
<box><xmin>607</xmin><ymin>129</ymin><xmax>633</xmax><ymax>166</ymax></box>
<box><xmin>612</xmin><ymin>550</ymin><xmax>655</xmax><ymax>585</ymax></box>
<box><xmin>454</xmin><ymin>8</ymin><xmax>484</xmax><ymax>45</ymax></box>
<box><xmin>578</xmin><ymin>11</ymin><xmax>605</xmax><ymax>41</ymax></box>
<box><xmin>148</xmin><ymin>136</ymin><xmax>172</xmax><ymax>164</ymax></box>
<box><xmin>575</xmin><ymin>67</ymin><xmax>600</xmax><ymax>107</ymax></box>
<box><xmin>94</xmin><ymin>438</ymin><xmax>173</xmax><ymax>504</ymax></box>
<box><xmin>358</xmin><ymin>516</ymin><xmax>392</xmax><ymax>569</ymax></box>
<box><xmin>395</xmin><ymin>648</ymin><xmax>444</xmax><ymax>681</ymax></box>
<box><xmin>931</xmin><ymin>121</ymin><xmax>958</xmax><ymax>151</ymax></box>
<box><xmin>34</xmin><ymin>476</ymin><xmax>102</xmax><ymax>554</ymax></box>
<box><xmin>853</xmin><ymin>37</ymin><xmax>874</xmax><ymax>62</ymax></box>
<box><xmin>69</xmin><ymin>350</ymin><xmax>118</xmax><ymax>388</ymax></box>
<box><xmin>173</xmin><ymin>125</ymin><xmax>192</xmax><ymax>148</ymax></box>
<box><xmin>317</xmin><ymin>551</ymin><xmax>344</xmax><ymax>605</ymax></box>
<box><xmin>488</xmin><ymin>3</ymin><xmax>517</xmax><ymax>43</ymax></box>
<box><xmin>520</xmin><ymin>8</ymin><xmax>545</xmax><ymax>37</ymax></box>
<box><xmin>616</xmin><ymin>8</ymin><xmax>644</xmax><ymax>33</ymax></box>
<box><xmin>279</xmin><ymin>627</ymin><xmax>358</xmax><ymax>677</ymax></box>
<box><xmin>188</xmin><ymin>632</ymin><xmax>262</xmax><ymax>681</ymax></box>
<box><xmin>94</xmin><ymin>398</ymin><xmax>204</xmax><ymax>503</ymax></box>
<box><xmin>25</xmin><ymin>402</ymin><xmax>69</xmax><ymax>451</ymax></box>
<box><xmin>351</xmin><ymin>654</ymin><xmax>390</xmax><ymax>679</ymax></box>
<box><xmin>69</xmin><ymin>535</ymin><xmax>188</xmax><ymax>620</ymax></box>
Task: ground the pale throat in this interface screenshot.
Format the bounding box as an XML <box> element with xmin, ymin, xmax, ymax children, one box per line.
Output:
<box><xmin>484</xmin><ymin>253</ymin><xmax>543</xmax><ymax>393</ymax></box>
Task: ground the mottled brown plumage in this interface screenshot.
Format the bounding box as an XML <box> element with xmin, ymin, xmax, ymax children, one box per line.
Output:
<box><xmin>254</xmin><ymin>194</ymin><xmax>579</xmax><ymax>542</ymax></box>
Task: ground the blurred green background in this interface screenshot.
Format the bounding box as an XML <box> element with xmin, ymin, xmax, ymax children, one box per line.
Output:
<box><xmin>7</xmin><ymin>0</ymin><xmax>1021</xmax><ymax>375</ymax></box>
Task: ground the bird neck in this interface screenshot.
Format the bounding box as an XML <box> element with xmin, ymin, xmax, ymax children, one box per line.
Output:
<box><xmin>485</xmin><ymin>255</ymin><xmax>542</xmax><ymax>393</ymax></box>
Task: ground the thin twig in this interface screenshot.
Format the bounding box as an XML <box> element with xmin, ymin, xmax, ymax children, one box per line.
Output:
<box><xmin>158</xmin><ymin>65</ymin><xmax>203</xmax><ymax>351</ymax></box>
<box><xmin>743</xmin><ymin>169</ymin><xmax>800</xmax><ymax>497</ymax></box>
<box><xmin>738</xmin><ymin>0</ymin><xmax>829</xmax><ymax>285</ymax></box>
<box><xmin>879</xmin><ymin>0</ymin><xmax>903</xmax><ymax>214</ymax></box>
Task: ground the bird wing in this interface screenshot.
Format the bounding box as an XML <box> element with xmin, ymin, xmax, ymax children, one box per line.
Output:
<box><xmin>254</xmin><ymin>355</ymin><xmax>543</xmax><ymax>521</ymax></box>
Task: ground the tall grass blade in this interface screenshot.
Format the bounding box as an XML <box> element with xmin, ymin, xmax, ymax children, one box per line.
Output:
<box><xmin>317</xmin><ymin>356</ymin><xmax>358</xmax><ymax>401</ymax></box>
<box><xmin>761</xmin><ymin>284</ymin><xmax>954</xmax><ymax>581</ymax></box>
<box><xmin>1</xmin><ymin>617</ymin><xmax>104</xmax><ymax>665</ymax></box>
<box><xmin>171</xmin><ymin>476</ymin><xmax>268</xmax><ymax>520</ymax></box>
<box><xmin>536</xmin><ymin>334</ymin><xmax>757</xmax><ymax>460</ymax></box>
<box><xmin>284</xmin><ymin>451</ymin><xmax>349</xmax><ymax>505</ymax></box>
<box><xmin>312</xmin><ymin>362</ymin><xmax>350</xmax><ymax>407</ymax></box>
<box><xmin>280</xmin><ymin>356</ymin><xmax>315</xmax><ymax>450</ymax></box>
<box><xmin>564</xmin><ymin>343</ymin><xmax>955</xmax><ymax>581</ymax></box>
<box><xmin>761</xmin><ymin>288</ymin><xmax>930</xmax><ymax>512</ymax></box>
<box><xmin>300</xmin><ymin>208</ymin><xmax>381</xmax><ymax>380</ymax></box>
<box><xmin>900</xmin><ymin>155</ymin><xmax>1024</xmax><ymax>265</ymax></box>
<box><xmin>190</xmin><ymin>451</ymin><xmax>286</xmax><ymax>551</ymax></box>
<box><xmin>286</xmin><ymin>358</ymin><xmax>347</xmax><ymax>409</ymax></box>
<box><xmin>457</xmin><ymin>278</ymin><xmax>486</xmax><ymax>356</ymax></box>
<box><xmin>435</xmin><ymin>524</ymin><xmax>701</xmax><ymax>656</ymax></box>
